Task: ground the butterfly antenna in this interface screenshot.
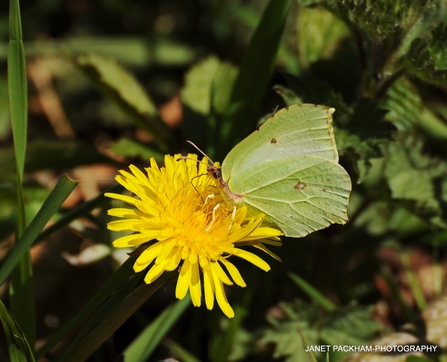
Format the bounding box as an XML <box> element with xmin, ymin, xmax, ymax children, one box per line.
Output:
<box><xmin>185</xmin><ymin>140</ymin><xmax>215</xmax><ymax>165</ymax></box>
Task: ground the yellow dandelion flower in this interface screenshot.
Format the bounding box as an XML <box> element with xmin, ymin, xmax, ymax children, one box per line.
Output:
<box><xmin>105</xmin><ymin>154</ymin><xmax>282</xmax><ymax>318</ymax></box>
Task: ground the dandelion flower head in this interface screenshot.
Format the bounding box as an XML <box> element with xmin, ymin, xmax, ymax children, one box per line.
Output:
<box><xmin>105</xmin><ymin>154</ymin><xmax>282</xmax><ymax>318</ymax></box>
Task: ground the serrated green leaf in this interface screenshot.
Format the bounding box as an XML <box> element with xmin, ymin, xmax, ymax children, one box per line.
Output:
<box><xmin>382</xmin><ymin>77</ymin><xmax>422</xmax><ymax>131</ymax></box>
<box><xmin>428</xmin><ymin>23</ymin><xmax>447</xmax><ymax>70</ymax></box>
<box><xmin>405</xmin><ymin>37</ymin><xmax>447</xmax><ymax>86</ymax></box>
<box><xmin>384</xmin><ymin>135</ymin><xmax>447</xmax><ymax>228</ymax></box>
<box><xmin>259</xmin><ymin>300</ymin><xmax>384</xmax><ymax>362</ymax></box>
<box><xmin>320</xmin><ymin>0</ymin><xmax>436</xmax><ymax>50</ymax></box>
<box><xmin>327</xmin><ymin>304</ymin><xmax>384</xmax><ymax>341</ymax></box>
<box><xmin>335</xmin><ymin>100</ymin><xmax>395</xmax><ymax>182</ymax></box>
<box><xmin>74</xmin><ymin>53</ymin><xmax>171</xmax><ymax>149</ymax></box>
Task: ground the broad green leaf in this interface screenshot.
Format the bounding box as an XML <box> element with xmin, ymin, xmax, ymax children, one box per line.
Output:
<box><xmin>181</xmin><ymin>56</ymin><xmax>221</xmax><ymax>115</ymax></box>
<box><xmin>123</xmin><ymin>297</ymin><xmax>190</xmax><ymax>362</ymax></box>
<box><xmin>181</xmin><ymin>56</ymin><xmax>237</xmax><ymax>115</ymax></box>
<box><xmin>211</xmin><ymin>62</ymin><xmax>238</xmax><ymax>115</ymax></box>
<box><xmin>110</xmin><ymin>138</ymin><xmax>164</xmax><ymax>162</ymax></box>
<box><xmin>219</xmin><ymin>0</ymin><xmax>293</xmax><ymax>157</ymax></box>
<box><xmin>296</xmin><ymin>6</ymin><xmax>350</xmax><ymax>69</ymax></box>
<box><xmin>0</xmin><ymin>299</ymin><xmax>34</xmax><ymax>362</ymax></box>
<box><xmin>0</xmin><ymin>175</ymin><xmax>78</xmax><ymax>285</ymax></box>
<box><xmin>181</xmin><ymin>56</ymin><xmax>238</xmax><ymax>158</ymax></box>
<box><xmin>74</xmin><ymin>53</ymin><xmax>171</xmax><ymax>150</ymax></box>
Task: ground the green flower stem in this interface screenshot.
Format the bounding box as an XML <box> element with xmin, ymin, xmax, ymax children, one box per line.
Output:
<box><xmin>63</xmin><ymin>271</ymin><xmax>177</xmax><ymax>362</ymax></box>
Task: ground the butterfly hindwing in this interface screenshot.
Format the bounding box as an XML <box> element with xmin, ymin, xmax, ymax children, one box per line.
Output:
<box><xmin>227</xmin><ymin>156</ymin><xmax>351</xmax><ymax>238</ymax></box>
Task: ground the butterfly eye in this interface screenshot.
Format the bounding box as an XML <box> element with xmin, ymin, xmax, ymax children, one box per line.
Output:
<box><xmin>207</xmin><ymin>166</ymin><xmax>222</xmax><ymax>180</ymax></box>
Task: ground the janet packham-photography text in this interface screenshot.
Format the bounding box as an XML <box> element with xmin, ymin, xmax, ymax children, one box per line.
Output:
<box><xmin>305</xmin><ymin>344</ymin><xmax>438</xmax><ymax>353</ymax></box>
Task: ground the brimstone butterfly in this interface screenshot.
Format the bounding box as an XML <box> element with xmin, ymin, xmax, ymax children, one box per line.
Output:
<box><xmin>201</xmin><ymin>104</ymin><xmax>352</xmax><ymax>238</ymax></box>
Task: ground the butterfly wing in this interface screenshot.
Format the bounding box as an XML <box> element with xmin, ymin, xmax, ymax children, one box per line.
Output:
<box><xmin>221</xmin><ymin>104</ymin><xmax>338</xmax><ymax>180</ymax></box>
<box><xmin>227</xmin><ymin>156</ymin><xmax>351</xmax><ymax>238</ymax></box>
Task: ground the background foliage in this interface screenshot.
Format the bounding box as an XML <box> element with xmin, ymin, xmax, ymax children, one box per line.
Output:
<box><xmin>1</xmin><ymin>0</ymin><xmax>447</xmax><ymax>361</ymax></box>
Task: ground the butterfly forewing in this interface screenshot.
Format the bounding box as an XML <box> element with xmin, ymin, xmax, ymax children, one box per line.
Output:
<box><xmin>221</xmin><ymin>104</ymin><xmax>338</xmax><ymax>179</ymax></box>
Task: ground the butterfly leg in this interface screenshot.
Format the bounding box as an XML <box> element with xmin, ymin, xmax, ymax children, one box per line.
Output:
<box><xmin>204</xmin><ymin>193</ymin><xmax>216</xmax><ymax>205</ymax></box>
<box><xmin>227</xmin><ymin>206</ymin><xmax>237</xmax><ymax>231</ymax></box>
<box><xmin>206</xmin><ymin>202</ymin><xmax>221</xmax><ymax>232</ymax></box>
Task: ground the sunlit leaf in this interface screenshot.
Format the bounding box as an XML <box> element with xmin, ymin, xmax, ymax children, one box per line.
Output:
<box><xmin>74</xmin><ymin>53</ymin><xmax>171</xmax><ymax>150</ymax></box>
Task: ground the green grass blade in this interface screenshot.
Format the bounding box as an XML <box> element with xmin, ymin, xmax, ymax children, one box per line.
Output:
<box><xmin>123</xmin><ymin>297</ymin><xmax>190</xmax><ymax>362</ymax></box>
<box><xmin>61</xmin><ymin>271</ymin><xmax>177</xmax><ymax>362</ymax></box>
<box><xmin>215</xmin><ymin>304</ymin><xmax>247</xmax><ymax>362</ymax></box>
<box><xmin>400</xmin><ymin>251</ymin><xmax>427</xmax><ymax>310</ymax></box>
<box><xmin>8</xmin><ymin>0</ymin><xmax>26</xmax><ymax>179</ymax></box>
<box><xmin>35</xmin><ymin>257</ymin><xmax>138</xmax><ymax>360</ymax></box>
<box><xmin>0</xmin><ymin>299</ymin><xmax>35</xmax><ymax>362</ymax></box>
<box><xmin>36</xmin><ymin>183</ymin><xmax>123</xmax><ymax>244</ymax></box>
<box><xmin>53</xmin><ymin>269</ymin><xmax>144</xmax><ymax>362</ymax></box>
<box><xmin>163</xmin><ymin>338</ymin><xmax>200</xmax><ymax>362</ymax></box>
<box><xmin>288</xmin><ymin>272</ymin><xmax>337</xmax><ymax>312</ymax></box>
<box><xmin>8</xmin><ymin>0</ymin><xmax>33</xmax><ymax>345</ymax></box>
<box><xmin>219</xmin><ymin>0</ymin><xmax>293</xmax><ymax>156</ymax></box>
<box><xmin>0</xmin><ymin>175</ymin><xmax>78</xmax><ymax>285</ymax></box>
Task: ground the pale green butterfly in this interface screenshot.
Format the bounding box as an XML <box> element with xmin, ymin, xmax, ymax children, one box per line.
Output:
<box><xmin>196</xmin><ymin>104</ymin><xmax>352</xmax><ymax>238</ymax></box>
